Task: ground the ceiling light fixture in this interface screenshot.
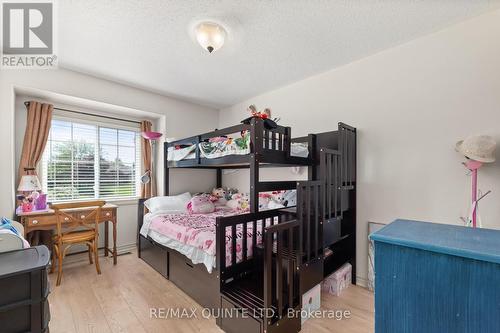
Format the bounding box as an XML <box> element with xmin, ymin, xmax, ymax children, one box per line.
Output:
<box><xmin>194</xmin><ymin>22</ymin><xmax>226</xmax><ymax>53</ymax></box>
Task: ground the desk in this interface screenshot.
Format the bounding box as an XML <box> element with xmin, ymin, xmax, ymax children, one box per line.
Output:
<box><xmin>17</xmin><ymin>203</ymin><xmax>118</xmax><ymax>264</ymax></box>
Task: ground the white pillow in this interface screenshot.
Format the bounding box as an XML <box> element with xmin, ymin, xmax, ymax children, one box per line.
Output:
<box><xmin>144</xmin><ymin>192</ymin><xmax>192</xmax><ymax>213</ymax></box>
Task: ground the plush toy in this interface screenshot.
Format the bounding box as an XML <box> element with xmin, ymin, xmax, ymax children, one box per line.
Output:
<box><xmin>225</xmin><ymin>188</ymin><xmax>239</xmax><ymax>201</ymax></box>
<box><xmin>227</xmin><ymin>193</ymin><xmax>250</xmax><ymax>211</ymax></box>
<box><xmin>258</xmin><ymin>193</ymin><xmax>272</xmax><ymax>210</ymax></box>
<box><xmin>282</xmin><ymin>190</ymin><xmax>297</xmax><ymax>207</ymax></box>
<box><xmin>211</xmin><ymin>187</ymin><xmax>227</xmax><ymax>206</ymax></box>
<box><xmin>267</xmin><ymin>191</ymin><xmax>286</xmax><ymax>210</ymax></box>
<box><xmin>187</xmin><ymin>194</ymin><xmax>215</xmax><ymax>214</ymax></box>
<box><xmin>239</xmin><ymin>193</ymin><xmax>250</xmax><ymax>211</ymax></box>
<box><xmin>267</xmin><ymin>200</ymin><xmax>284</xmax><ymax>210</ymax></box>
<box><xmin>226</xmin><ymin>193</ymin><xmax>241</xmax><ymax>210</ymax></box>
<box><xmin>240</xmin><ymin>105</ymin><xmax>278</xmax><ymax>129</ymax></box>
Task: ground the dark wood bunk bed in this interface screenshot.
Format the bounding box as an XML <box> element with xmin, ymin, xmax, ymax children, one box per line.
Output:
<box><xmin>137</xmin><ymin>118</ymin><xmax>356</xmax><ymax>333</ymax></box>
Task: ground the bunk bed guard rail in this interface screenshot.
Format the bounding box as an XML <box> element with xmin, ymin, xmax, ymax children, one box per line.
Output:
<box><xmin>338</xmin><ymin>122</ymin><xmax>356</xmax><ymax>189</ymax></box>
<box><xmin>216</xmin><ymin>209</ymin><xmax>296</xmax><ymax>282</ymax></box>
<box><xmin>166</xmin><ymin>118</ymin><xmax>294</xmax><ymax>166</ymax></box>
<box><xmin>263</xmin><ymin>220</ymin><xmax>301</xmax><ymax>329</ymax></box>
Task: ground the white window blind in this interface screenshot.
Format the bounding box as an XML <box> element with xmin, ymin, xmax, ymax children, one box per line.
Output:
<box><xmin>41</xmin><ymin>117</ymin><xmax>141</xmax><ymax>202</ymax></box>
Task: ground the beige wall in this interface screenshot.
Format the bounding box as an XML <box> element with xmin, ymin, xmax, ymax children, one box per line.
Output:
<box><xmin>2</xmin><ymin>68</ymin><xmax>219</xmax><ymax>250</ymax></box>
<box><xmin>218</xmin><ymin>9</ymin><xmax>500</xmax><ymax>285</ymax></box>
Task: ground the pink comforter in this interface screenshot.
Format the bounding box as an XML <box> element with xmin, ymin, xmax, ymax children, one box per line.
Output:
<box><xmin>149</xmin><ymin>210</ymin><xmax>265</xmax><ymax>266</ymax></box>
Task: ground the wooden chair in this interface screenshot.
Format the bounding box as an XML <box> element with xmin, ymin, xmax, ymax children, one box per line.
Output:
<box><xmin>49</xmin><ymin>201</ymin><xmax>106</xmax><ymax>286</ymax></box>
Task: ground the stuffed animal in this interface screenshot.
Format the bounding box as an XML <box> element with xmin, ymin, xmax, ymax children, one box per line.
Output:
<box><xmin>267</xmin><ymin>200</ymin><xmax>284</xmax><ymax>210</ymax></box>
<box><xmin>238</xmin><ymin>193</ymin><xmax>250</xmax><ymax>211</ymax></box>
<box><xmin>258</xmin><ymin>193</ymin><xmax>272</xmax><ymax>210</ymax></box>
<box><xmin>226</xmin><ymin>193</ymin><xmax>241</xmax><ymax>210</ymax></box>
<box><xmin>211</xmin><ymin>187</ymin><xmax>227</xmax><ymax>206</ymax></box>
<box><xmin>268</xmin><ymin>191</ymin><xmax>286</xmax><ymax>210</ymax></box>
<box><xmin>225</xmin><ymin>188</ymin><xmax>239</xmax><ymax>201</ymax></box>
<box><xmin>227</xmin><ymin>193</ymin><xmax>250</xmax><ymax>211</ymax></box>
<box><xmin>240</xmin><ymin>105</ymin><xmax>278</xmax><ymax>129</ymax></box>
<box><xmin>187</xmin><ymin>194</ymin><xmax>215</xmax><ymax>214</ymax></box>
<box><xmin>282</xmin><ymin>190</ymin><xmax>297</xmax><ymax>207</ymax></box>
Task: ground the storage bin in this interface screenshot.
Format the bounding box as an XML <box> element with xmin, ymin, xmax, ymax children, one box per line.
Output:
<box><xmin>301</xmin><ymin>284</ymin><xmax>321</xmax><ymax>324</ymax></box>
<box><xmin>322</xmin><ymin>262</ymin><xmax>351</xmax><ymax>296</ymax></box>
<box><xmin>139</xmin><ymin>235</ymin><xmax>168</xmax><ymax>278</ymax></box>
<box><xmin>371</xmin><ymin>219</ymin><xmax>500</xmax><ymax>333</ymax></box>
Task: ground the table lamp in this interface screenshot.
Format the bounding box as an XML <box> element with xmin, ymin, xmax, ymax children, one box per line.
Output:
<box><xmin>17</xmin><ymin>174</ymin><xmax>43</xmax><ymax>212</ymax></box>
<box><xmin>18</xmin><ymin>174</ymin><xmax>42</xmax><ymax>193</ymax></box>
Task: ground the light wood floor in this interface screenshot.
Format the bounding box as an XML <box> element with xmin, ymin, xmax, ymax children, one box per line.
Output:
<box><xmin>48</xmin><ymin>251</ymin><xmax>374</xmax><ymax>333</ymax></box>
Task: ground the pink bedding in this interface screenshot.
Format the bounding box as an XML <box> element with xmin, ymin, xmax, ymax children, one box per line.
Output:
<box><xmin>149</xmin><ymin>209</ymin><xmax>266</xmax><ymax>266</ymax></box>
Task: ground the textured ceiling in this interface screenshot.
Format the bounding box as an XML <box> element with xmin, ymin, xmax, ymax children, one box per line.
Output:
<box><xmin>58</xmin><ymin>1</ymin><xmax>500</xmax><ymax>108</ymax></box>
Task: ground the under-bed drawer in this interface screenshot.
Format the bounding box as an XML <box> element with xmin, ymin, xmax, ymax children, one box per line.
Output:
<box><xmin>168</xmin><ymin>250</ymin><xmax>219</xmax><ymax>309</ymax></box>
<box><xmin>139</xmin><ymin>235</ymin><xmax>168</xmax><ymax>278</ymax></box>
<box><xmin>219</xmin><ymin>297</ymin><xmax>263</xmax><ymax>333</ymax></box>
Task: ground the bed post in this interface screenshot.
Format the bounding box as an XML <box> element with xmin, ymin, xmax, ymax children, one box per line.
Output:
<box><xmin>307</xmin><ymin>133</ymin><xmax>317</xmax><ymax>181</ymax></box>
<box><xmin>137</xmin><ymin>198</ymin><xmax>146</xmax><ymax>257</ymax></box>
<box><xmin>351</xmin><ymin>126</ymin><xmax>357</xmax><ymax>284</ymax></box>
<box><xmin>250</xmin><ymin>118</ymin><xmax>263</xmax><ymax>213</ymax></box>
<box><xmin>164</xmin><ymin>142</ymin><xmax>170</xmax><ymax>196</ymax></box>
<box><xmin>216</xmin><ymin>169</ymin><xmax>222</xmax><ymax>188</ymax></box>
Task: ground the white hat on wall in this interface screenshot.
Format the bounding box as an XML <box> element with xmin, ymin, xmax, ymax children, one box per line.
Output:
<box><xmin>456</xmin><ymin>135</ymin><xmax>496</xmax><ymax>163</ymax></box>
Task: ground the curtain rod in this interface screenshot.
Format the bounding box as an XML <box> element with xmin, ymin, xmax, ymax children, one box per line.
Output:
<box><xmin>24</xmin><ymin>101</ymin><xmax>142</xmax><ymax>125</ymax></box>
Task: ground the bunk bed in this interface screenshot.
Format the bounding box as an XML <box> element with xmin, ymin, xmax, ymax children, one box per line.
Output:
<box><xmin>137</xmin><ymin>118</ymin><xmax>356</xmax><ymax>333</ymax></box>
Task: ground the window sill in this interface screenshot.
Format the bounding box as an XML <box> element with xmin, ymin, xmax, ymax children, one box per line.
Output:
<box><xmin>102</xmin><ymin>197</ymin><xmax>140</xmax><ymax>206</ymax></box>
<box><xmin>47</xmin><ymin>197</ymin><xmax>141</xmax><ymax>207</ymax></box>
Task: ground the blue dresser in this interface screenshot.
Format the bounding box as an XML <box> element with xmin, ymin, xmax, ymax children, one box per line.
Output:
<box><xmin>370</xmin><ymin>219</ymin><xmax>500</xmax><ymax>333</ymax></box>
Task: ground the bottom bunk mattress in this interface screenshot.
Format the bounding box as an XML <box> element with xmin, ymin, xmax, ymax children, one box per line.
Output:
<box><xmin>140</xmin><ymin>210</ymin><xmax>266</xmax><ymax>273</ymax></box>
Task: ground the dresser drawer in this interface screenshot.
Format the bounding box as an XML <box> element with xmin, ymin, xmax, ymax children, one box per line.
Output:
<box><xmin>72</xmin><ymin>209</ymin><xmax>113</xmax><ymax>221</ymax></box>
<box><xmin>100</xmin><ymin>209</ymin><xmax>114</xmax><ymax>220</ymax></box>
<box><xmin>25</xmin><ymin>215</ymin><xmax>53</xmax><ymax>227</ymax></box>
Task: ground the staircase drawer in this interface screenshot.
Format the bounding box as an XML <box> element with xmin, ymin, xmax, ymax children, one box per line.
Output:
<box><xmin>220</xmin><ymin>297</ymin><xmax>262</xmax><ymax>333</ymax></box>
<box><xmin>168</xmin><ymin>250</ymin><xmax>219</xmax><ymax>309</ymax></box>
<box><xmin>139</xmin><ymin>235</ymin><xmax>168</xmax><ymax>278</ymax></box>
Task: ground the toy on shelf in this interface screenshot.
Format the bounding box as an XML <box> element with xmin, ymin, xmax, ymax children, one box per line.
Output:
<box><xmin>240</xmin><ymin>104</ymin><xmax>280</xmax><ymax>129</ymax></box>
<box><xmin>456</xmin><ymin>135</ymin><xmax>496</xmax><ymax>228</ymax></box>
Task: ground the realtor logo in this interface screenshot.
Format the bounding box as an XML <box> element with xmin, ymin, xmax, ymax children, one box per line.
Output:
<box><xmin>1</xmin><ymin>0</ymin><xmax>57</xmax><ymax>68</ymax></box>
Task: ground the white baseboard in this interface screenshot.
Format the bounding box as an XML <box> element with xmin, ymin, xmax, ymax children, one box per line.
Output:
<box><xmin>62</xmin><ymin>243</ymin><xmax>136</xmax><ymax>264</ymax></box>
<box><xmin>116</xmin><ymin>243</ymin><xmax>137</xmax><ymax>255</ymax></box>
<box><xmin>356</xmin><ymin>276</ymin><xmax>368</xmax><ymax>288</ymax></box>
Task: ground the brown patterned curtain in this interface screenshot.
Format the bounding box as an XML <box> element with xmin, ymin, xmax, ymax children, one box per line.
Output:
<box><xmin>140</xmin><ymin>120</ymin><xmax>153</xmax><ymax>198</ymax></box>
<box><xmin>18</xmin><ymin>101</ymin><xmax>53</xmax><ymax>246</ymax></box>
<box><xmin>18</xmin><ymin>101</ymin><xmax>53</xmax><ymax>179</ymax></box>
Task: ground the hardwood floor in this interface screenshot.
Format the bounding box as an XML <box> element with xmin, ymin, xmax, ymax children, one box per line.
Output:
<box><xmin>48</xmin><ymin>251</ymin><xmax>374</xmax><ymax>333</ymax></box>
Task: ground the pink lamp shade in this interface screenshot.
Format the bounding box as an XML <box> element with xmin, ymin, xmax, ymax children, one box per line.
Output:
<box><xmin>17</xmin><ymin>175</ymin><xmax>42</xmax><ymax>192</ymax></box>
<box><xmin>141</xmin><ymin>131</ymin><xmax>163</xmax><ymax>141</ymax></box>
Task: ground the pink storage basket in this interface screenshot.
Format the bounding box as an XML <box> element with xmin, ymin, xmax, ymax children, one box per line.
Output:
<box><xmin>322</xmin><ymin>263</ymin><xmax>352</xmax><ymax>296</ymax></box>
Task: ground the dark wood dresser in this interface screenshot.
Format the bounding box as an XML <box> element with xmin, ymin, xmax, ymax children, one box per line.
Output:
<box><xmin>0</xmin><ymin>246</ymin><xmax>51</xmax><ymax>333</ymax></box>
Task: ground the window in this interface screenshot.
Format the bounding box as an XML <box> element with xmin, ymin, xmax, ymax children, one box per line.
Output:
<box><xmin>41</xmin><ymin>117</ymin><xmax>141</xmax><ymax>202</ymax></box>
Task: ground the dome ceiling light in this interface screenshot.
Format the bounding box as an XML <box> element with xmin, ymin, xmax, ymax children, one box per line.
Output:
<box><xmin>194</xmin><ymin>22</ymin><xmax>226</xmax><ymax>53</ymax></box>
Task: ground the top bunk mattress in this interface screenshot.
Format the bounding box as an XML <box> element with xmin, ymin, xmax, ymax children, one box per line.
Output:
<box><xmin>168</xmin><ymin>140</ymin><xmax>309</xmax><ymax>162</ymax></box>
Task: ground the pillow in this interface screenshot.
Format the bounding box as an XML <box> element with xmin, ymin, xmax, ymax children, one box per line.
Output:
<box><xmin>187</xmin><ymin>194</ymin><xmax>215</xmax><ymax>214</ymax></box>
<box><xmin>144</xmin><ymin>192</ymin><xmax>192</xmax><ymax>213</ymax></box>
